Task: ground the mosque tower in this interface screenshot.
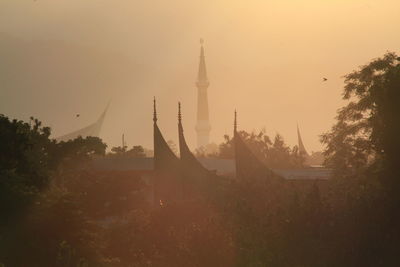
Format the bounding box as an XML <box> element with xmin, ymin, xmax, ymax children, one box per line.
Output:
<box><xmin>195</xmin><ymin>39</ymin><xmax>211</xmax><ymax>148</ymax></box>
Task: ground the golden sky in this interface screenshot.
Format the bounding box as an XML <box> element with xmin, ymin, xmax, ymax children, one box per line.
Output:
<box><xmin>1</xmin><ymin>0</ymin><xmax>399</xmax><ymax>152</ymax></box>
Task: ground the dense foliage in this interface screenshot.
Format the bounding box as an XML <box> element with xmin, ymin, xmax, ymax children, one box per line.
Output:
<box><xmin>0</xmin><ymin>115</ymin><xmax>107</xmax><ymax>266</ymax></box>
<box><xmin>320</xmin><ymin>52</ymin><xmax>400</xmax><ymax>265</ymax></box>
<box><xmin>108</xmin><ymin>145</ymin><xmax>147</xmax><ymax>158</ymax></box>
<box><xmin>322</xmin><ymin>52</ymin><xmax>400</xmax><ymax>175</ymax></box>
<box><xmin>197</xmin><ymin>130</ymin><xmax>306</xmax><ymax>169</ymax></box>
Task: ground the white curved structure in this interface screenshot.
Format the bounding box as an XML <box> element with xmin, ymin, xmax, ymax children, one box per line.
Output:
<box><xmin>56</xmin><ymin>104</ymin><xmax>109</xmax><ymax>142</ymax></box>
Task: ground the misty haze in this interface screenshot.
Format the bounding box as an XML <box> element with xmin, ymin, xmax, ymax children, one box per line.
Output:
<box><xmin>1</xmin><ymin>1</ymin><xmax>400</xmax><ymax>266</ymax></box>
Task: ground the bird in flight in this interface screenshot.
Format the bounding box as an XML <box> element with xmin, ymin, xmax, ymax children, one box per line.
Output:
<box><xmin>322</xmin><ymin>78</ymin><xmax>328</xmax><ymax>82</ymax></box>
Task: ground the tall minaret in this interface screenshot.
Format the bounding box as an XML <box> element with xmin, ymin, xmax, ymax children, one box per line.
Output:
<box><xmin>195</xmin><ymin>39</ymin><xmax>211</xmax><ymax>148</ymax></box>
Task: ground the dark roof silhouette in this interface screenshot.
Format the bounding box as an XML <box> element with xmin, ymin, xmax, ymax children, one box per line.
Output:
<box><xmin>297</xmin><ymin>124</ymin><xmax>309</xmax><ymax>156</ymax></box>
<box><xmin>153</xmin><ymin>98</ymin><xmax>179</xmax><ymax>171</ymax></box>
<box><xmin>178</xmin><ymin>102</ymin><xmax>211</xmax><ymax>177</ymax></box>
<box><xmin>234</xmin><ymin>111</ymin><xmax>283</xmax><ymax>182</ymax></box>
<box><xmin>153</xmin><ymin>98</ymin><xmax>182</xmax><ymax>204</ymax></box>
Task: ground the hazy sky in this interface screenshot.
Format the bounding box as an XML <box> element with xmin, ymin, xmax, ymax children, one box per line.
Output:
<box><xmin>1</xmin><ymin>0</ymin><xmax>399</xmax><ymax>152</ymax></box>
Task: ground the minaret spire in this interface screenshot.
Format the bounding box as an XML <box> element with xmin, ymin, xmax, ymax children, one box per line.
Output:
<box><xmin>197</xmin><ymin>39</ymin><xmax>208</xmax><ymax>84</ymax></box>
<box><xmin>234</xmin><ymin>109</ymin><xmax>237</xmax><ymax>136</ymax></box>
<box><xmin>195</xmin><ymin>39</ymin><xmax>211</xmax><ymax>148</ymax></box>
<box><xmin>178</xmin><ymin>102</ymin><xmax>182</xmax><ymax>125</ymax></box>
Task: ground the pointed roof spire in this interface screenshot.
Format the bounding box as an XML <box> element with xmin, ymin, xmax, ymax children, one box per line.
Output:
<box><xmin>153</xmin><ymin>99</ymin><xmax>179</xmax><ymax>171</ymax></box>
<box><xmin>153</xmin><ymin>97</ymin><xmax>157</xmax><ymax>123</ymax></box>
<box><xmin>178</xmin><ymin>102</ymin><xmax>182</xmax><ymax>125</ymax></box>
<box><xmin>96</xmin><ymin>101</ymin><xmax>110</xmax><ymax>126</ymax></box>
<box><xmin>55</xmin><ymin>102</ymin><xmax>110</xmax><ymax>142</ymax></box>
<box><xmin>233</xmin><ymin>113</ymin><xmax>283</xmax><ymax>182</ymax></box>
<box><xmin>153</xmin><ymin>99</ymin><xmax>182</xmax><ymax>205</ymax></box>
<box><xmin>297</xmin><ymin>123</ymin><xmax>308</xmax><ymax>156</ymax></box>
<box><xmin>234</xmin><ymin>109</ymin><xmax>237</xmax><ymax>136</ymax></box>
<box><xmin>178</xmin><ymin>101</ymin><xmax>184</xmax><ymax>137</ymax></box>
<box><xmin>178</xmin><ymin>102</ymin><xmax>213</xmax><ymax>196</ymax></box>
<box><xmin>197</xmin><ymin>38</ymin><xmax>208</xmax><ymax>84</ymax></box>
<box><xmin>103</xmin><ymin>99</ymin><xmax>111</xmax><ymax>115</ymax></box>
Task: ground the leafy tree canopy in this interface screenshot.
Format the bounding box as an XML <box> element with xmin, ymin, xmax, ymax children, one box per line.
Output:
<box><xmin>321</xmin><ymin>52</ymin><xmax>400</xmax><ymax>178</ymax></box>
<box><xmin>0</xmin><ymin>115</ymin><xmax>106</xmax><ymax>225</ymax></box>
<box><xmin>199</xmin><ymin>129</ymin><xmax>305</xmax><ymax>169</ymax></box>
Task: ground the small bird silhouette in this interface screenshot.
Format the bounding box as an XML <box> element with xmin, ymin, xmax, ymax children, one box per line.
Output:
<box><xmin>322</xmin><ymin>78</ymin><xmax>328</xmax><ymax>82</ymax></box>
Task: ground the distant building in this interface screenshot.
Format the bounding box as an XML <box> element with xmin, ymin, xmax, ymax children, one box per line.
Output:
<box><xmin>297</xmin><ymin>124</ymin><xmax>325</xmax><ymax>166</ymax></box>
<box><xmin>86</xmin><ymin>110</ymin><xmax>331</xmax><ymax>182</ymax></box>
<box><xmin>78</xmin><ymin>106</ymin><xmax>329</xmax><ymax>184</ymax></box>
<box><xmin>81</xmin><ymin>104</ymin><xmax>332</xmax><ymax>207</ymax></box>
<box><xmin>55</xmin><ymin>104</ymin><xmax>109</xmax><ymax>142</ymax></box>
<box><xmin>297</xmin><ymin>124</ymin><xmax>309</xmax><ymax>157</ymax></box>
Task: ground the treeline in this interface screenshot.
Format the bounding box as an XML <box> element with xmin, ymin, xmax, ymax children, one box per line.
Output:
<box><xmin>107</xmin><ymin>130</ymin><xmax>308</xmax><ymax>169</ymax></box>
<box><xmin>0</xmin><ymin>52</ymin><xmax>399</xmax><ymax>266</ymax></box>
<box><xmin>197</xmin><ymin>131</ymin><xmax>307</xmax><ymax>168</ymax></box>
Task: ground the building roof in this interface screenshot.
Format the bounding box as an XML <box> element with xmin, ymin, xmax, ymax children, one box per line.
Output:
<box><xmin>297</xmin><ymin>124</ymin><xmax>309</xmax><ymax>156</ymax></box>
<box><xmin>178</xmin><ymin>102</ymin><xmax>211</xmax><ymax>176</ymax></box>
<box><xmin>83</xmin><ymin>103</ymin><xmax>330</xmax><ymax>181</ymax></box>
<box><xmin>197</xmin><ymin>39</ymin><xmax>209</xmax><ymax>86</ymax></box>
<box><xmin>56</xmin><ymin>103</ymin><xmax>109</xmax><ymax>142</ymax></box>
<box><xmin>153</xmin><ymin>98</ymin><xmax>180</xmax><ymax>172</ymax></box>
<box><xmin>234</xmin><ymin>111</ymin><xmax>283</xmax><ymax>182</ymax></box>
